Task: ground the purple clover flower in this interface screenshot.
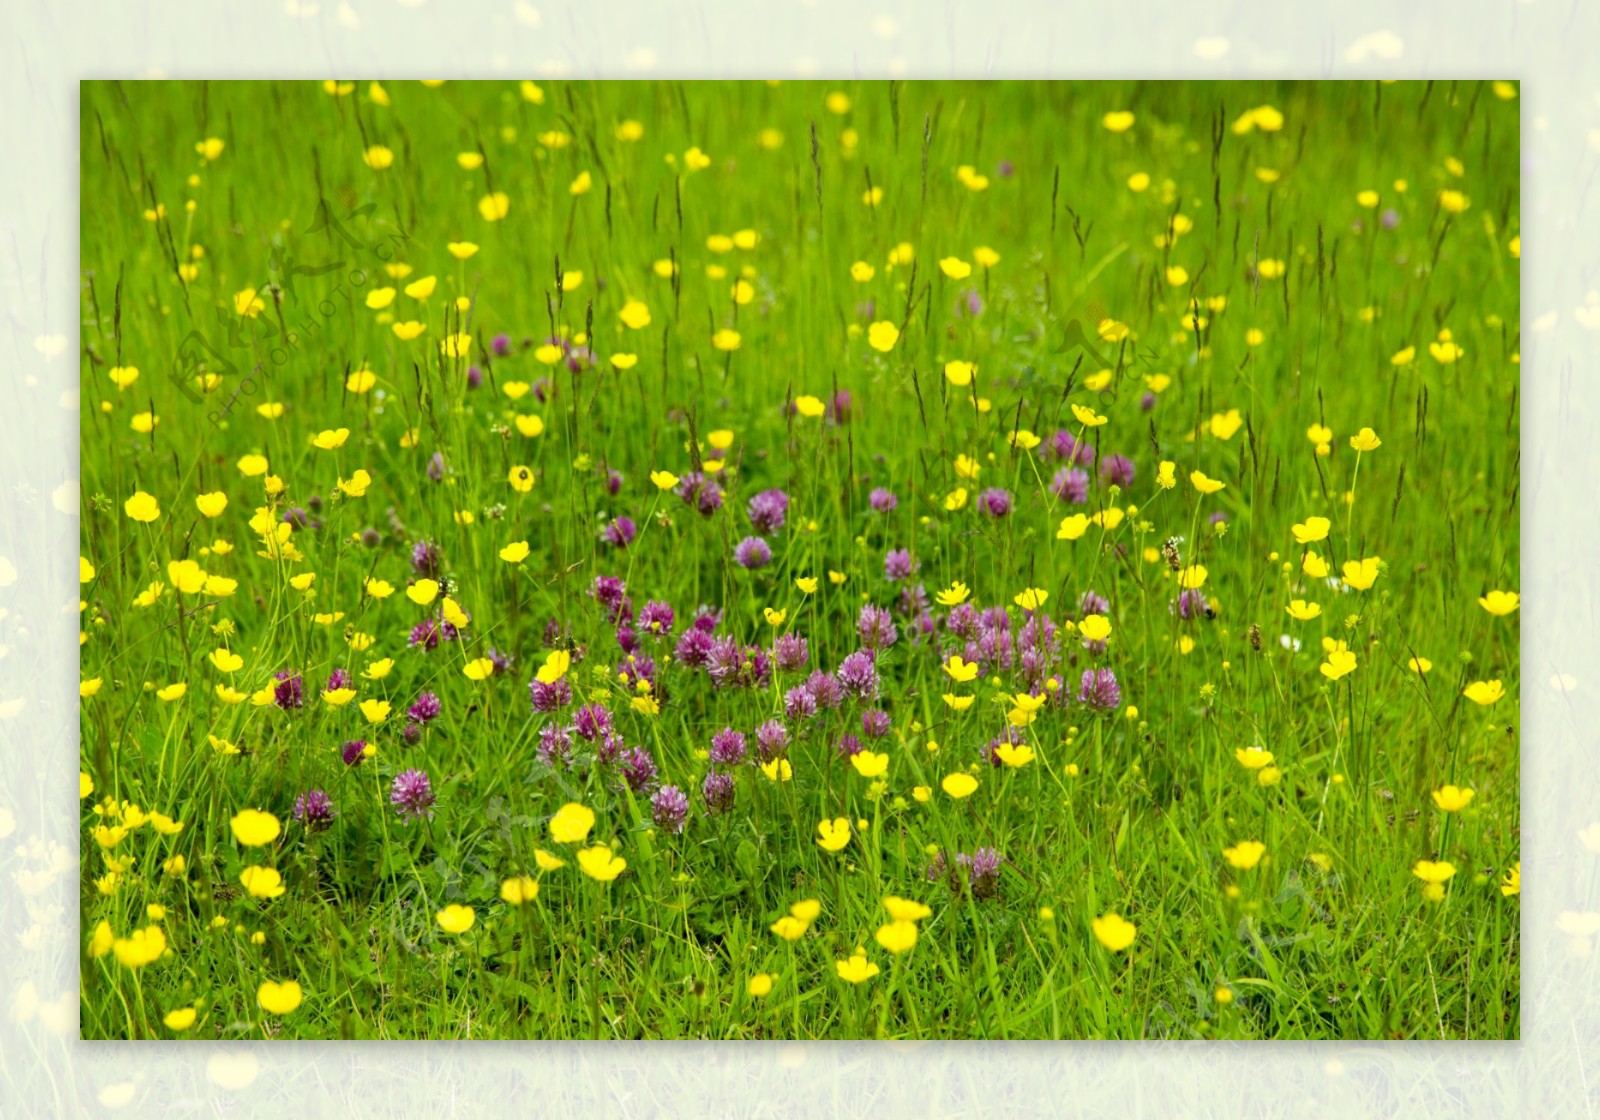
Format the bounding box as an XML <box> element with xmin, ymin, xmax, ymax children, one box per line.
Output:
<box><xmin>390</xmin><ymin>769</ymin><xmax>436</xmax><ymax>822</ymax></box>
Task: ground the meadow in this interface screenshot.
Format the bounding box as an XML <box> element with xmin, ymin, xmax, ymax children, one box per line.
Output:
<box><xmin>77</xmin><ymin>78</ymin><xmax>1520</xmax><ymax>1040</ymax></box>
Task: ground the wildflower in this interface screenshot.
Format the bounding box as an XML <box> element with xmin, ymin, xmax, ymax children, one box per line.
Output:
<box><xmin>1091</xmin><ymin>912</ymin><xmax>1137</xmax><ymax>952</ymax></box>
<box><xmin>1464</xmin><ymin>679</ymin><xmax>1505</xmax><ymax>706</ymax></box>
<box><xmin>576</xmin><ymin>845</ymin><xmax>627</xmax><ymax>881</ymax></box>
<box><xmin>650</xmin><ymin>785</ymin><xmax>690</xmax><ymax>834</ymax></box>
<box><xmin>1223</xmin><ymin>841</ymin><xmax>1266</xmax><ymax>870</ymax></box>
<box><xmin>1078</xmin><ymin>668</ymin><xmax>1121</xmax><ymax>710</ymax></box>
<box><xmin>1478</xmin><ymin>590</ymin><xmax>1519</xmax><ymax>616</ymax></box>
<box><xmin>292</xmin><ymin>790</ymin><xmax>336</xmax><ymax>830</ymax></box>
<box><xmin>1501</xmin><ymin>862</ymin><xmax>1520</xmax><ymax>897</ymax></box>
<box><xmin>817</xmin><ymin>817</ymin><xmax>851</xmax><ymax>852</ymax></box>
<box><xmin>1292</xmin><ymin>516</ymin><xmax>1331</xmax><ymax>544</ymax></box>
<box><xmin>501</xmin><ymin>876</ymin><xmax>539</xmax><ymax>905</ymax></box>
<box><xmin>436</xmin><ymin>904</ymin><xmax>475</xmax><ymax>934</ymax></box>
<box><xmin>1432</xmin><ymin>785</ymin><xmax>1476</xmax><ymax>812</ymax></box>
<box><xmin>748</xmin><ymin>973</ymin><xmax>774</xmax><ymax>997</ymax></box>
<box><xmin>256</xmin><ymin>979</ymin><xmax>303</xmax><ymax>1015</ymax></box>
<box><xmin>1190</xmin><ymin>470</ymin><xmax>1225</xmax><ymax>495</ymax></box>
<box><xmin>550</xmin><ymin>802</ymin><xmax>596</xmax><ymax>843</ymax></box>
<box><xmin>240</xmin><ymin>865</ymin><xmax>287</xmax><ymax>899</ymax></box>
<box><xmin>230</xmin><ymin>809</ymin><xmax>281</xmax><ymax>847</ymax></box>
<box><xmin>702</xmin><ymin>770</ymin><xmax>736</xmax><ymax>815</ymax></box>
<box><xmin>390</xmin><ymin>769</ymin><xmax>436</xmax><ymax>822</ymax></box>
<box><xmin>1349</xmin><ymin>427</ymin><xmax>1382</xmax><ymax>452</ymax></box>
<box><xmin>835</xmin><ymin>950</ymin><xmax>880</xmax><ymax>983</ymax></box>
<box><xmin>943</xmin><ymin>655</ymin><xmax>980</xmax><ymax>683</ymax></box>
<box><xmin>941</xmin><ymin>773</ymin><xmax>978</xmax><ymax>799</ymax></box>
<box><xmin>1321</xmin><ymin>648</ymin><xmax>1358</xmax><ymax>681</ymax></box>
<box><xmin>1412</xmin><ymin>859</ymin><xmax>1457</xmax><ymax>902</ymax></box>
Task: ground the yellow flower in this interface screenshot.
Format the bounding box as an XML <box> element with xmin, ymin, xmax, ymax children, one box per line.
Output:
<box><xmin>406</xmin><ymin>579</ymin><xmax>439</xmax><ymax>605</ymax></box>
<box><xmin>994</xmin><ymin>741</ymin><xmax>1035</xmax><ymax>768</ymax></box>
<box><xmin>941</xmin><ymin>773</ymin><xmax>978</xmax><ymax>799</ymax></box>
<box><xmin>500</xmin><ymin>875</ymin><xmax>539</xmax><ymax>905</ymax></box>
<box><xmin>1303</xmin><ymin>551</ymin><xmax>1330</xmax><ymax>579</ymax></box>
<box><xmin>851</xmin><ymin>750</ymin><xmax>889</xmax><ymax>778</ymax></box>
<box><xmin>1320</xmin><ymin>648</ymin><xmax>1358</xmax><ymax>681</ymax></box>
<box><xmin>1285</xmin><ymin>599</ymin><xmax>1321</xmax><ymax>622</ymax></box>
<box><xmin>1349</xmin><ymin>427</ymin><xmax>1382</xmax><ymax>452</ymax></box>
<box><xmin>1342</xmin><ymin>557</ymin><xmax>1381</xmax><ymax>591</ymax></box>
<box><xmin>124</xmin><ymin>491</ymin><xmax>161</xmax><ymax>522</ymax></box>
<box><xmin>112</xmin><ymin>925</ymin><xmax>168</xmax><ymax>968</ymax></box>
<box><xmin>794</xmin><ymin>394</ymin><xmax>826</xmax><ymax>418</ymax></box>
<box><xmin>1209</xmin><ymin>409</ymin><xmax>1243</xmax><ymax>440</ymax></box>
<box><xmin>508</xmin><ymin>464</ymin><xmax>536</xmax><ymax>493</ymax></box>
<box><xmin>1222</xmin><ymin>841</ymin><xmax>1266</xmax><ymax>870</ymax></box>
<box><xmin>835</xmin><ymin>950</ymin><xmax>880</xmax><ymax>984</ymax></box>
<box><xmin>712</xmin><ymin>327</ymin><xmax>742</xmax><ymax>351</ymax></box>
<box><xmin>209</xmin><ymin>648</ymin><xmax>244</xmax><ymax>673</ymax></box>
<box><xmin>945</xmin><ymin>488</ymin><xmax>969</xmax><ymax>512</ymax></box>
<box><xmin>816</xmin><ymin>817</ymin><xmax>851</xmax><ymax>852</ymax></box>
<box><xmin>1235</xmin><ymin>746</ymin><xmax>1274</xmax><ymax>770</ymax></box>
<box><xmin>462</xmin><ymin>658</ymin><xmax>496</xmax><ymax>681</ymax></box>
<box><xmin>1071</xmin><ymin>403</ymin><xmax>1107</xmax><ymax>428</ymax></box>
<box><xmin>359</xmin><ymin>698</ymin><xmax>391</xmax><ymax>724</ymax></box>
<box><xmin>760</xmin><ymin>757</ymin><xmax>793</xmax><ymax>782</ymax></box>
<box><xmin>795</xmin><ymin>576</ymin><xmax>819</xmax><ymax>595</ymax></box>
<box><xmin>240</xmin><ymin>865</ymin><xmax>286</xmax><ymax>899</ymax></box>
<box><xmin>939</xmin><ymin>256</ymin><xmax>972</xmax><ymax>280</ymax></box>
<box><xmin>1057</xmin><ymin>513</ymin><xmax>1090</xmax><ymax>541</ymax></box>
<box><xmin>943</xmin><ymin>692</ymin><xmax>975</xmax><ymax>711</ymax></box>
<box><xmin>1291</xmin><ymin>516</ymin><xmax>1330</xmax><ymax>544</ymax></box>
<box><xmin>1431</xmin><ymin>785</ymin><xmax>1475</xmax><ymax>812</ymax></box>
<box><xmin>1101</xmin><ymin>110</ymin><xmax>1135</xmax><ymax>132</ymax></box>
<box><xmin>1463</xmin><ymin>679</ymin><xmax>1505</xmax><ymax>706</ymax></box>
<box><xmin>619</xmin><ymin>299</ymin><xmax>652</xmax><ymax>330</ymax></box>
<box><xmin>194</xmin><ymin>491</ymin><xmax>229</xmax><ymax>518</ymax></box>
<box><xmin>943</xmin><ymin>655</ymin><xmax>980</xmax><ymax>683</ymax></box>
<box><xmin>256</xmin><ymin>979</ymin><xmax>303</xmax><ymax>1015</ymax></box>
<box><xmin>230</xmin><ymin>809</ymin><xmax>281</xmax><ymax>847</ymax></box>
<box><xmin>478</xmin><ymin>191</ymin><xmax>511</xmax><ymax>221</ymax></box>
<box><xmin>310</xmin><ymin>427</ymin><xmax>349</xmax><ymax>450</ymax></box>
<box><xmin>944</xmin><ymin>360</ymin><xmax>975</xmax><ymax>387</ymax></box>
<box><xmin>550</xmin><ymin>802</ymin><xmax>596</xmax><ymax>844</ymax></box>
<box><xmin>1091</xmin><ymin>912</ymin><xmax>1137</xmax><ymax>952</ymax></box>
<box><xmin>1190</xmin><ymin>470</ymin><xmax>1225</xmax><ymax>495</ymax></box>
<box><xmin>537</xmin><ymin>649</ymin><xmax>571</xmax><ymax>683</ymax></box>
<box><xmin>164</xmin><ymin>1006</ymin><xmax>198</xmax><ymax>1031</ymax></box>
<box><xmin>649</xmin><ymin>470</ymin><xmax>679</xmax><ymax>491</ymax></box>
<box><xmin>234</xmin><ymin>287</ymin><xmax>265</xmax><ymax>316</ymax></box>
<box><xmin>1079</xmin><ymin>614</ymin><xmax>1112</xmax><ymax>643</ymax></box>
<box><xmin>499</xmin><ymin>541</ymin><xmax>530</xmax><ymax>563</ymax></box>
<box><xmin>1013</xmin><ymin>588</ymin><xmax>1048</xmax><ymax>611</ymax></box>
<box><xmin>1500</xmin><ymin>862</ymin><xmax>1520</xmax><ymax>897</ymax></box>
<box><xmin>576</xmin><ymin>845</ymin><xmax>627</xmax><ymax>881</ymax></box>
<box><xmin>747</xmin><ymin>973</ymin><xmax>774</xmax><ymax>997</ymax></box>
<box><xmin>1408</xmin><ymin>656</ymin><xmax>1433</xmax><ymax>674</ymax></box>
<box><xmin>436</xmin><ymin>904</ymin><xmax>476</xmax><ymax>933</ymax></box>
<box><xmin>867</xmin><ymin>320</ymin><xmax>900</xmax><ymax>352</ymax></box>
<box><xmin>875</xmin><ymin>920</ymin><xmax>919</xmax><ymax>953</ymax></box>
<box><xmin>1478</xmin><ymin>590</ymin><xmax>1519</xmax><ymax>616</ymax></box>
<box><xmin>1412</xmin><ymin>860</ymin><xmax>1457</xmax><ymax>902</ymax></box>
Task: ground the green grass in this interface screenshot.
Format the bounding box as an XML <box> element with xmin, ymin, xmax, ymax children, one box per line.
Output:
<box><xmin>78</xmin><ymin>78</ymin><xmax>1520</xmax><ymax>1040</ymax></box>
